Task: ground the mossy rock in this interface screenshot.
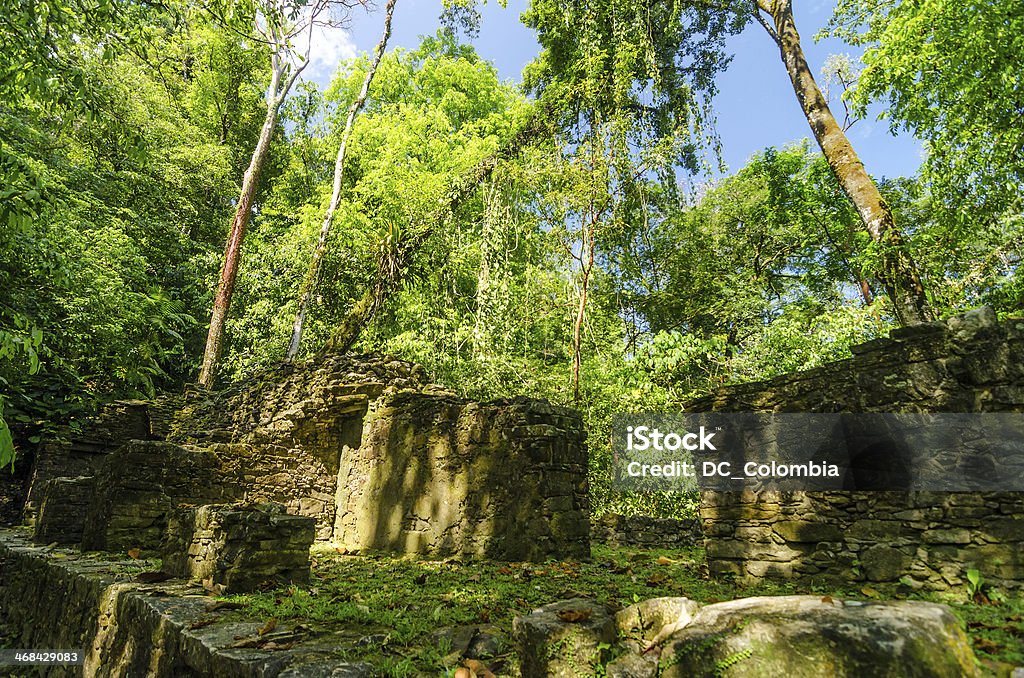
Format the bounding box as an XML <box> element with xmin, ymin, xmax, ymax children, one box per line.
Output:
<box><xmin>658</xmin><ymin>595</ymin><xmax>979</xmax><ymax>678</ymax></box>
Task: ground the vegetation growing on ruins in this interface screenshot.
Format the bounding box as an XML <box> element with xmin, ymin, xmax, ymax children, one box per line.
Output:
<box><xmin>222</xmin><ymin>543</ymin><xmax>1024</xmax><ymax>676</ymax></box>
<box><xmin>1</xmin><ymin>0</ymin><xmax>1022</xmax><ymax>512</ymax></box>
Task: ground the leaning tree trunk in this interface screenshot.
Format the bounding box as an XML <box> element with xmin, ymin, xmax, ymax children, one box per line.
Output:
<box><xmin>197</xmin><ymin>105</ymin><xmax>278</xmax><ymax>388</ymax></box>
<box><xmin>287</xmin><ymin>0</ymin><xmax>398</xmax><ymax>360</ymax></box>
<box><xmin>198</xmin><ymin>41</ymin><xmax>307</xmax><ymax>389</ymax></box>
<box><xmin>755</xmin><ymin>0</ymin><xmax>930</xmax><ymax>325</ymax></box>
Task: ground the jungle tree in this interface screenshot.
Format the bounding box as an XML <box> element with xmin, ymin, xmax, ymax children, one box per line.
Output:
<box><xmin>198</xmin><ymin>0</ymin><xmax>359</xmax><ymax>388</ymax></box>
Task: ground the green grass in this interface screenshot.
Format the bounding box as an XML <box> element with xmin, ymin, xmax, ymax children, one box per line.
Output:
<box><xmin>224</xmin><ymin>544</ymin><xmax>1023</xmax><ymax>677</ymax></box>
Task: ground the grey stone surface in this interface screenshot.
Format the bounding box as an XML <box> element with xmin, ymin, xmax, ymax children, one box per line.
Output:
<box><xmin>692</xmin><ymin>309</ymin><xmax>1024</xmax><ymax>591</ymax></box>
<box><xmin>162</xmin><ymin>502</ymin><xmax>315</xmax><ymax>593</ymax></box>
<box><xmin>616</xmin><ymin>597</ymin><xmax>701</xmax><ymax>653</ymax></box>
<box><xmin>606</xmin><ymin>652</ymin><xmax>658</xmax><ymax>678</ymax></box>
<box><xmin>655</xmin><ymin>596</ymin><xmax>979</xmax><ymax>678</ymax></box>
<box><xmin>513</xmin><ymin>598</ymin><xmax>616</xmax><ymax>678</ymax></box>
<box><xmin>0</xmin><ymin>529</ymin><xmax>375</xmax><ymax>677</ymax></box>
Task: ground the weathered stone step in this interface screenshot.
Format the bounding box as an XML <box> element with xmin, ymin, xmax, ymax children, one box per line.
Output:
<box><xmin>0</xmin><ymin>530</ymin><xmax>371</xmax><ymax>678</ymax></box>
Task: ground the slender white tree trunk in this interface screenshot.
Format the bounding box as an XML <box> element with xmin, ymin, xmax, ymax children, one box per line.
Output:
<box><xmin>287</xmin><ymin>0</ymin><xmax>398</xmax><ymax>360</ymax></box>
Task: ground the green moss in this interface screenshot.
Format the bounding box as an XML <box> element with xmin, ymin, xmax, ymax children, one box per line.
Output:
<box><xmin>221</xmin><ymin>544</ymin><xmax>1023</xmax><ymax>676</ymax></box>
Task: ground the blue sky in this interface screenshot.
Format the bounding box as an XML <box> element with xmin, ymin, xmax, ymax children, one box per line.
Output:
<box><xmin>327</xmin><ymin>0</ymin><xmax>923</xmax><ymax>180</ymax></box>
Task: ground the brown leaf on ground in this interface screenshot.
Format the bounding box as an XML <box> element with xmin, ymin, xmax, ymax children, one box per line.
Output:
<box><xmin>260</xmin><ymin>641</ymin><xmax>293</xmax><ymax>651</ymax></box>
<box><xmin>205</xmin><ymin>600</ymin><xmax>244</xmax><ymax>613</ymax></box>
<box><xmin>646</xmin><ymin>573</ymin><xmax>670</xmax><ymax>587</ymax></box>
<box><xmin>188</xmin><ymin>618</ymin><xmax>217</xmax><ymax>630</ymax></box>
<box><xmin>972</xmin><ymin>638</ymin><xmax>1004</xmax><ymax>654</ymax></box>
<box><xmin>557</xmin><ymin>608</ymin><xmax>592</xmax><ymax>623</ymax></box>
<box><xmin>463</xmin><ymin>659</ymin><xmax>496</xmax><ymax>678</ymax></box>
<box><xmin>258</xmin><ymin>618</ymin><xmax>278</xmax><ymax>636</ymax></box>
<box><xmin>230</xmin><ymin>637</ymin><xmax>260</xmax><ymax>649</ymax></box>
<box><xmin>127</xmin><ymin>548</ymin><xmax>142</xmax><ymax>560</ymax></box>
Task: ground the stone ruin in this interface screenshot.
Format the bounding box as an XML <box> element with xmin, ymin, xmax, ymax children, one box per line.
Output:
<box><xmin>162</xmin><ymin>503</ymin><xmax>316</xmax><ymax>594</ymax></box>
<box><xmin>25</xmin><ymin>353</ymin><xmax>591</xmax><ymax>575</ymax></box>
<box><xmin>6</xmin><ymin>311</ymin><xmax>1023</xmax><ymax>676</ymax></box>
<box><xmin>689</xmin><ymin>307</ymin><xmax>1024</xmax><ymax>592</ymax></box>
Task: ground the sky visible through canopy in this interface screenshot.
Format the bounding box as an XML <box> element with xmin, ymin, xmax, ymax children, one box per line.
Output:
<box><xmin>311</xmin><ymin>0</ymin><xmax>924</xmax><ymax>181</ymax></box>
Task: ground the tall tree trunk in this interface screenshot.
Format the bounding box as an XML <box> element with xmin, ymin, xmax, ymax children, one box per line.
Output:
<box><xmin>755</xmin><ymin>0</ymin><xmax>930</xmax><ymax>325</ymax></box>
<box><xmin>198</xmin><ymin>41</ymin><xmax>306</xmax><ymax>389</ymax></box>
<box><xmin>287</xmin><ymin>0</ymin><xmax>398</xmax><ymax>360</ymax></box>
<box><xmin>198</xmin><ymin>104</ymin><xmax>278</xmax><ymax>388</ymax></box>
<box><xmin>319</xmin><ymin>109</ymin><xmax>553</xmax><ymax>355</ymax></box>
<box><xmin>572</xmin><ymin>219</ymin><xmax>596</xmax><ymax>404</ymax></box>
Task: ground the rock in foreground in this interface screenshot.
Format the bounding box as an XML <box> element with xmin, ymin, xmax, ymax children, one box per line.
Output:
<box><xmin>658</xmin><ymin>595</ymin><xmax>978</xmax><ymax>678</ymax></box>
<box><xmin>516</xmin><ymin>595</ymin><xmax>980</xmax><ymax>678</ymax></box>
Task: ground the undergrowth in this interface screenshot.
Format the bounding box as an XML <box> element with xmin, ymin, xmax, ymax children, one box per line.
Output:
<box><xmin>224</xmin><ymin>544</ymin><xmax>1023</xmax><ymax>676</ymax></box>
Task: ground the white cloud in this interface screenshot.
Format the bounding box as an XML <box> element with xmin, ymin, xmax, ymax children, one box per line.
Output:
<box><xmin>295</xmin><ymin>20</ymin><xmax>357</xmax><ymax>84</ymax></box>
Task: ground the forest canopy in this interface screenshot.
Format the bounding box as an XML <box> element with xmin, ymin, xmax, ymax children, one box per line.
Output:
<box><xmin>1</xmin><ymin>0</ymin><xmax>1020</xmax><ymax>513</ymax></box>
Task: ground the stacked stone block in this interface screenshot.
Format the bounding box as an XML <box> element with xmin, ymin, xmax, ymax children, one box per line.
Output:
<box><xmin>162</xmin><ymin>503</ymin><xmax>315</xmax><ymax>593</ymax></box>
<box><xmin>334</xmin><ymin>393</ymin><xmax>590</xmax><ymax>561</ymax></box>
<box><xmin>32</xmin><ymin>476</ymin><xmax>96</xmax><ymax>544</ymax></box>
<box><xmin>80</xmin><ymin>441</ymin><xmax>238</xmax><ymax>552</ymax></box>
<box><xmin>592</xmin><ymin>514</ymin><xmax>703</xmax><ymax>549</ymax></box>
<box><xmin>691</xmin><ymin>308</ymin><xmax>1024</xmax><ymax>591</ymax></box>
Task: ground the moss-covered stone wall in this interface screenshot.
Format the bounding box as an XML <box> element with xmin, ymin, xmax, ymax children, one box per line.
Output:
<box><xmin>335</xmin><ymin>393</ymin><xmax>589</xmax><ymax>560</ymax></box>
<box><xmin>691</xmin><ymin>308</ymin><xmax>1024</xmax><ymax>591</ymax></box>
<box><xmin>26</xmin><ymin>353</ymin><xmax>591</xmax><ymax>562</ymax></box>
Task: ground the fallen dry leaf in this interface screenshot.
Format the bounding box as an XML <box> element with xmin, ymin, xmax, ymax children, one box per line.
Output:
<box><xmin>258</xmin><ymin>618</ymin><xmax>278</xmax><ymax>636</ymax></box>
<box><xmin>463</xmin><ymin>659</ymin><xmax>496</xmax><ymax>678</ymax></box>
<box><xmin>230</xmin><ymin>637</ymin><xmax>260</xmax><ymax>649</ymax></box>
<box><xmin>188</xmin><ymin>618</ymin><xmax>217</xmax><ymax>630</ymax></box>
<box><xmin>557</xmin><ymin>608</ymin><xmax>592</xmax><ymax>623</ymax></box>
<box><xmin>972</xmin><ymin>638</ymin><xmax>1003</xmax><ymax>654</ymax></box>
<box><xmin>127</xmin><ymin>548</ymin><xmax>142</xmax><ymax>560</ymax></box>
<box><xmin>646</xmin><ymin>573</ymin><xmax>670</xmax><ymax>587</ymax></box>
<box><xmin>260</xmin><ymin>641</ymin><xmax>293</xmax><ymax>651</ymax></box>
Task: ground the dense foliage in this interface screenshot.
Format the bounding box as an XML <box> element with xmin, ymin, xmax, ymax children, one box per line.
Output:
<box><xmin>1</xmin><ymin>0</ymin><xmax>1021</xmax><ymax>514</ymax></box>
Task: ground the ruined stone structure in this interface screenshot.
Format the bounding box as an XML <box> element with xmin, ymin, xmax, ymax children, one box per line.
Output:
<box><xmin>0</xmin><ymin>530</ymin><xmax>374</xmax><ymax>677</ymax></box>
<box><xmin>162</xmin><ymin>503</ymin><xmax>315</xmax><ymax>594</ymax></box>
<box><xmin>592</xmin><ymin>513</ymin><xmax>703</xmax><ymax>549</ymax></box>
<box><xmin>691</xmin><ymin>308</ymin><xmax>1024</xmax><ymax>591</ymax></box>
<box><xmin>334</xmin><ymin>391</ymin><xmax>589</xmax><ymax>560</ymax></box>
<box><xmin>24</xmin><ymin>400</ymin><xmax>158</xmax><ymax>524</ymax></box>
<box><xmin>24</xmin><ymin>353</ymin><xmax>590</xmax><ymax>562</ymax></box>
